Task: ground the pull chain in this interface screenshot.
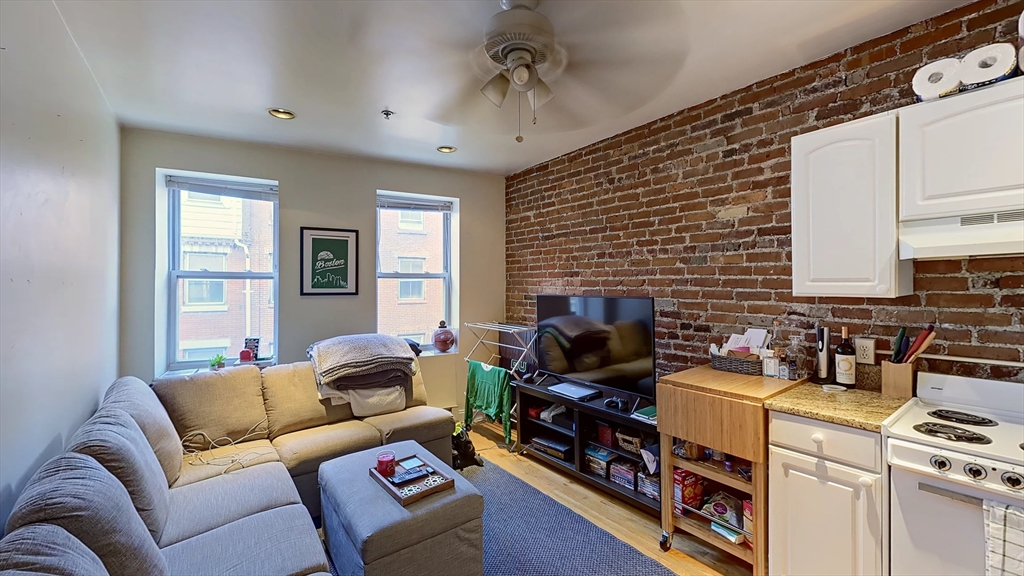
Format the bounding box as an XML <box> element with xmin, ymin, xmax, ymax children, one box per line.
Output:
<box><xmin>516</xmin><ymin>91</ymin><xmax>523</xmax><ymax>143</ymax></box>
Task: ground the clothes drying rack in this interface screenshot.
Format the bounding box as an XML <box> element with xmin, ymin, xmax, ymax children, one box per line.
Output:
<box><xmin>462</xmin><ymin>321</ymin><xmax>537</xmax><ymax>451</ymax></box>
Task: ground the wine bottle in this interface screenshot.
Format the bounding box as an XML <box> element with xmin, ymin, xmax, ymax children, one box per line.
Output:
<box><xmin>835</xmin><ymin>326</ymin><xmax>856</xmax><ymax>388</ymax></box>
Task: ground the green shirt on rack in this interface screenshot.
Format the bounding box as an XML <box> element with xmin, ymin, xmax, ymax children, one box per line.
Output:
<box><xmin>465</xmin><ymin>360</ymin><xmax>512</xmax><ymax>444</ymax></box>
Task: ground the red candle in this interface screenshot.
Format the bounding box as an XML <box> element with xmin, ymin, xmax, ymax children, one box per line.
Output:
<box><xmin>376</xmin><ymin>450</ymin><xmax>396</xmax><ymax>477</ymax></box>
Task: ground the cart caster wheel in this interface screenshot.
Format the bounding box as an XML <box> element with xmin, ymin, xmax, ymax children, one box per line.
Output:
<box><xmin>660</xmin><ymin>531</ymin><xmax>673</xmax><ymax>551</ymax></box>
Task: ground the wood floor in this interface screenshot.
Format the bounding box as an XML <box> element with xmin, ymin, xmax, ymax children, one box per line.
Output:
<box><xmin>468</xmin><ymin>422</ymin><xmax>751</xmax><ymax>576</ymax></box>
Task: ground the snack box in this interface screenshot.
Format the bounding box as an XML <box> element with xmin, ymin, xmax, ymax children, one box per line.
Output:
<box><xmin>673</xmin><ymin>468</ymin><xmax>704</xmax><ymax>515</ymax></box>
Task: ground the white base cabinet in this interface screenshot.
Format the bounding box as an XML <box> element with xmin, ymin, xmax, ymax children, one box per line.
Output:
<box><xmin>769</xmin><ymin>412</ymin><xmax>884</xmax><ymax>576</ymax></box>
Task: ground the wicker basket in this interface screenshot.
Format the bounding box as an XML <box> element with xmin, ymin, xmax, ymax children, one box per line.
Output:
<box><xmin>615</xmin><ymin>431</ymin><xmax>643</xmax><ymax>454</ymax></box>
<box><xmin>711</xmin><ymin>354</ymin><xmax>763</xmax><ymax>376</ymax></box>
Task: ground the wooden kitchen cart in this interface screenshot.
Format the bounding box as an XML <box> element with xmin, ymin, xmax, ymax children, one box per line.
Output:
<box><xmin>657</xmin><ymin>365</ymin><xmax>804</xmax><ymax>575</ymax></box>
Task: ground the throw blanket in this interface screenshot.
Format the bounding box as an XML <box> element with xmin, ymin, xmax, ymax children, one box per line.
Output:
<box><xmin>307</xmin><ymin>333</ymin><xmax>414</xmax><ymax>386</ymax></box>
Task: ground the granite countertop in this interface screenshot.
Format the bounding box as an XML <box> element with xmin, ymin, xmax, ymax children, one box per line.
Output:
<box><xmin>763</xmin><ymin>384</ymin><xmax>910</xmax><ymax>432</ymax></box>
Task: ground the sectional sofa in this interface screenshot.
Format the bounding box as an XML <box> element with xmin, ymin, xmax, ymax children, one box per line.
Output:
<box><xmin>0</xmin><ymin>360</ymin><xmax>456</xmax><ymax>575</ymax></box>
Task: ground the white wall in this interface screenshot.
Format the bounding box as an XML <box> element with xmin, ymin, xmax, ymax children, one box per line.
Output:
<box><xmin>120</xmin><ymin>128</ymin><xmax>505</xmax><ymax>409</ymax></box>
<box><xmin>0</xmin><ymin>1</ymin><xmax>120</xmax><ymax>525</ymax></box>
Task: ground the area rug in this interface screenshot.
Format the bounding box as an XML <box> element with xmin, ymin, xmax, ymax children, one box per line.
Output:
<box><xmin>329</xmin><ymin>462</ymin><xmax>675</xmax><ymax>576</ymax></box>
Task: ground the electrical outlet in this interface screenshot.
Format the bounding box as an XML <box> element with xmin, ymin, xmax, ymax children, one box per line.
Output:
<box><xmin>855</xmin><ymin>337</ymin><xmax>876</xmax><ymax>365</ymax></box>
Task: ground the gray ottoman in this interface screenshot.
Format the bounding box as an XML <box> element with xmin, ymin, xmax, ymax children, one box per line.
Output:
<box><xmin>320</xmin><ymin>440</ymin><xmax>484</xmax><ymax>576</ymax></box>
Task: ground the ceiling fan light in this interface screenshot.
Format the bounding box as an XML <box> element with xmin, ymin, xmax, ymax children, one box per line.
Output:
<box><xmin>512</xmin><ymin>65</ymin><xmax>530</xmax><ymax>85</ymax></box>
<box><xmin>528</xmin><ymin>77</ymin><xmax>554</xmax><ymax>111</ymax></box>
<box><xmin>480</xmin><ymin>72</ymin><xmax>511</xmax><ymax>107</ymax></box>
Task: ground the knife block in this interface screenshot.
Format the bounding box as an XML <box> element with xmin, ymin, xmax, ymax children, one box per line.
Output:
<box><xmin>882</xmin><ymin>361</ymin><xmax>915</xmax><ymax>398</ymax></box>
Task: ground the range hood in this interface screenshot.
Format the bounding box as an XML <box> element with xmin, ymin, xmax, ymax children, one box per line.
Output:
<box><xmin>899</xmin><ymin>209</ymin><xmax>1024</xmax><ymax>260</ymax></box>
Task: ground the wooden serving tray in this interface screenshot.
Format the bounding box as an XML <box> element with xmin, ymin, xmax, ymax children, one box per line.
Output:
<box><xmin>369</xmin><ymin>456</ymin><xmax>455</xmax><ymax>506</ymax></box>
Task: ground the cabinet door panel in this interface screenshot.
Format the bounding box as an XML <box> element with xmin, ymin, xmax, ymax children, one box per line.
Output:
<box><xmin>791</xmin><ymin>112</ymin><xmax>905</xmax><ymax>297</ymax></box>
<box><xmin>769</xmin><ymin>445</ymin><xmax>882</xmax><ymax>576</ymax></box>
<box><xmin>899</xmin><ymin>77</ymin><xmax>1024</xmax><ymax>221</ymax></box>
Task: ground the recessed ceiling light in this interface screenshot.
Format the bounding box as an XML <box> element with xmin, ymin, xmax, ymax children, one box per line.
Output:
<box><xmin>437</xmin><ymin>146</ymin><xmax>457</xmax><ymax>153</ymax></box>
<box><xmin>268</xmin><ymin>108</ymin><xmax>296</xmax><ymax>120</ymax></box>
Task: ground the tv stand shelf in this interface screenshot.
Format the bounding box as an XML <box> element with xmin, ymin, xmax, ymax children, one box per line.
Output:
<box><xmin>515</xmin><ymin>377</ymin><xmax>659</xmax><ymax>515</ymax></box>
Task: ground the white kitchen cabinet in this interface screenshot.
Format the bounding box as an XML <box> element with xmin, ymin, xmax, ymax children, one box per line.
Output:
<box><xmin>791</xmin><ymin>111</ymin><xmax>912</xmax><ymax>298</ymax></box>
<box><xmin>899</xmin><ymin>77</ymin><xmax>1024</xmax><ymax>222</ymax></box>
<box><xmin>769</xmin><ymin>444</ymin><xmax>883</xmax><ymax>576</ymax></box>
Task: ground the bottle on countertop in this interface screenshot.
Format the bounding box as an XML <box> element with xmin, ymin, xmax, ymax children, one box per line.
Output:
<box><xmin>835</xmin><ymin>326</ymin><xmax>857</xmax><ymax>388</ymax></box>
<box><xmin>785</xmin><ymin>335</ymin><xmax>807</xmax><ymax>381</ymax></box>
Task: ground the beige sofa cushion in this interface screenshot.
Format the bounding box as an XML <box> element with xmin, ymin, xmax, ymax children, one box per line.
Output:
<box><xmin>173</xmin><ymin>439</ymin><xmax>281</xmax><ymax>487</ymax></box>
<box><xmin>160</xmin><ymin>504</ymin><xmax>327</xmax><ymax>576</ymax></box>
<box><xmin>103</xmin><ymin>376</ymin><xmax>183</xmax><ymax>486</ymax></box>
<box><xmin>408</xmin><ymin>357</ymin><xmax>429</xmax><ymax>407</ymax></box>
<box><xmin>362</xmin><ymin>406</ymin><xmax>456</xmax><ymax>446</ymax></box>
<box><xmin>260</xmin><ymin>361</ymin><xmax>354</xmax><ymax>439</ymax></box>
<box><xmin>0</xmin><ymin>524</ymin><xmax>107</xmax><ymax>576</ymax></box>
<box><xmin>161</xmin><ymin>461</ymin><xmax>300</xmax><ymax>547</ymax></box>
<box><xmin>66</xmin><ymin>407</ymin><xmax>169</xmax><ymax>543</ymax></box>
<box><xmin>152</xmin><ymin>365</ymin><xmax>268</xmax><ymax>452</ymax></box>
<box><xmin>271</xmin><ymin>420</ymin><xmax>381</xmax><ymax>476</ymax></box>
<box><xmin>5</xmin><ymin>453</ymin><xmax>168</xmax><ymax>576</ymax></box>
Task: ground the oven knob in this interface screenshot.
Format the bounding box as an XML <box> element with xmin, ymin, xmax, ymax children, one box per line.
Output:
<box><xmin>964</xmin><ymin>463</ymin><xmax>986</xmax><ymax>480</ymax></box>
<box><xmin>1002</xmin><ymin>472</ymin><xmax>1024</xmax><ymax>490</ymax></box>
<box><xmin>930</xmin><ymin>455</ymin><xmax>951</xmax><ymax>471</ymax></box>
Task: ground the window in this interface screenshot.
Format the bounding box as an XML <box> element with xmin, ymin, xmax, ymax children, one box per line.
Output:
<box><xmin>181</xmin><ymin>346</ymin><xmax>228</xmax><ymax>361</ymax></box>
<box><xmin>398</xmin><ymin>279</ymin><xmax>425</xmax><ymax>300</ymax></box>
<box><xmin>398</xmin><ymin>211</ymin><xmax>424</xmax><ymax>231</ymax></box>
<box><xmin>377</xmin><ymin>194</ymin><xmax>454</xmax><ymax>350</ymax></box>
<box><xmin>183</xmin><ymin>253</ymin><xmax>227</xmax><ymax>306</ymax></box>
<box><xmin>167</xmin><ymin>175</ymin><xmax>278</xmax><ymax>368</ymax></box>
<box><xmin>398</xmin><ymin>257</ymin><xmax>425</xmax><ymax>274</ymax></box>
<box><xmin>184</xmin><ymin>191</ymin><xmax>224</xmax><ymax>205</ymax></box>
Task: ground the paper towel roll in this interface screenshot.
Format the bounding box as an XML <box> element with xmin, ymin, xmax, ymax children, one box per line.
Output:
<box><xmin>1020</xmin><ymin>46</ymin><xmax>1024</xmax><ymax>74</ymax></box>
<box><xmin>912</xmin><ymin>58</ymin><xmax>962</xmax><ymax>101</ymax></box>
<box><xmin>960</xmin><ymin>43</ymin><xmax>1018</xmax><ymax>91</ymax></box>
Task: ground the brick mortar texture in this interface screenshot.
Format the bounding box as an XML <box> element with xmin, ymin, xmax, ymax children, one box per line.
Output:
<box><xmin>505</xmin><ymin>0</ymin><xmax>1024</xmax><ymax>382</ymax></box>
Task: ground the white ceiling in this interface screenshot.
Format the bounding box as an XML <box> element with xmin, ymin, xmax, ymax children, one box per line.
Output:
<box><xmin>55</xmin><ymin>0</ymin><xmax>968</xmax><ymax>175</ymax></box>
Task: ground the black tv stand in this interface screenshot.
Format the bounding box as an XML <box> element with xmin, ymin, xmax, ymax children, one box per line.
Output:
<box><xmin>514</xmin><ymin>377</ymin><xmax>659</xmax><ymax>515</ymax></box>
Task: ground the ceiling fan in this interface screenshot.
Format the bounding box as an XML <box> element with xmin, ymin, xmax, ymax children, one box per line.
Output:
<box><xmin>479</xmin><ymin>0</ymin><xmax>557</xmax><ymax>140</ymax></box>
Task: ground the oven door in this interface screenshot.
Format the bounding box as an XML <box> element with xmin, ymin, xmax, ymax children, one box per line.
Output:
<box><xmin>890</xmin><ymin>464</ymin><xmax>1008</xmax><ymax>576</ymax></box>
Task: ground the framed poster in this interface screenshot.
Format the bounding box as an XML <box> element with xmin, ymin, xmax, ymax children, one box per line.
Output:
<box><xmin>300</xmin><ymin>227</ymin><xmax>358</xmax><ymax>295</ymax></box>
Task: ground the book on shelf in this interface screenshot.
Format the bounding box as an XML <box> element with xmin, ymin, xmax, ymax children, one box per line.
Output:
<box><xmin>630</xmin><ymin>405</ymin><xmax>657</xmax><ymax>424</ymax></box>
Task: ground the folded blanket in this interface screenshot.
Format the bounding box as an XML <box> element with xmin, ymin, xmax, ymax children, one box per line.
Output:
<box><xmin>324</xmin><ymin>369</ymin><xmax>410</xmax><ymax>390</ymax></box>
<box><xmin>307</xmin><ymin>333</ymin><xmax>415</xmax><ymax>385</ymax></box>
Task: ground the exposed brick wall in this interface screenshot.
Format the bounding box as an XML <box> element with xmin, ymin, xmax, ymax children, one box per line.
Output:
<box><xmin>505</xmin><ymin>0</ymin><xmax>1024</xmax><ymax>382</ymax></box>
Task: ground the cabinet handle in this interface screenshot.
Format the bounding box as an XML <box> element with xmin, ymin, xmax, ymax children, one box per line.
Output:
<box><xmin>858</xmin><ymin>477</ymin><xmax>874</xmax><ymax>488</ymax></box>
<box><xmin>811</xmin><ymin>433</ymin><xmax>824</xmax><ymax>444</ymax></box>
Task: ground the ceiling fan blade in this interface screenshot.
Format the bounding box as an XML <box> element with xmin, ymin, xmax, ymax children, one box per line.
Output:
<box><xmin>528</xmin><ymin>77</ymin><xmax>554</xmax><ymax>112</ymax></box>
<box><xmin>480</xmin><ymin>71</ymin><xmax>511</xmax><ymax>107</ymax></box>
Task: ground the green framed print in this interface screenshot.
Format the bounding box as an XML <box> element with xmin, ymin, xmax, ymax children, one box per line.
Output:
<box><xmin>300</xmin><ymin>227</ymin><xmax>358</xmax><ymax>295</ymax></box>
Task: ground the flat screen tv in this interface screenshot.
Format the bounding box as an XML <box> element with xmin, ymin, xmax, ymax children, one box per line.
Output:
<box><xmin>535</xmin><ymin>295</ymin><xmax>656</xmax><ymax>400</ymax></box>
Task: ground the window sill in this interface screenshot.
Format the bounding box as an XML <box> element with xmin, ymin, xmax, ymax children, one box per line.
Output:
<box><xmin>419</xmin><ymin>347</ymin><xmax>459</xmax><ymax>357</ymax></box>
<box><xmin>182</xmin><ymin>304</ymin><xmax>229</xmax><ymax>313</ymax></box>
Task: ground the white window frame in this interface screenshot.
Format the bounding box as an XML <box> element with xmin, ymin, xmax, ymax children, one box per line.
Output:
<box><xmin>377</xmin><ymin>194</ymin><xmax>453</xmax><ymax>350</ymax></box>
<box><xmin>167</xmin><ymin>175</ymin><xmax>279</xmax><ymax>371</ymax></box>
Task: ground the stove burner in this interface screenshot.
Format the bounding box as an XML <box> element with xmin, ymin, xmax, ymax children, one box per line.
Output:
<box><xmin>913</xmin><ymin>422</ymin><xmax>992</xmax><ymax>445</ymax></box>
<box><xmin>926</xmin><ymin>409</ymin><xmax>998</xmax><ymax>427</ymax></box>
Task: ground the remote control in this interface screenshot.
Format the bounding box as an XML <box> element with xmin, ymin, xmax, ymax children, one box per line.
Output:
<box><xmin>387</xmin><ymin>466</ymin><xmax>433</xmax><ymax>486</ymax></box>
